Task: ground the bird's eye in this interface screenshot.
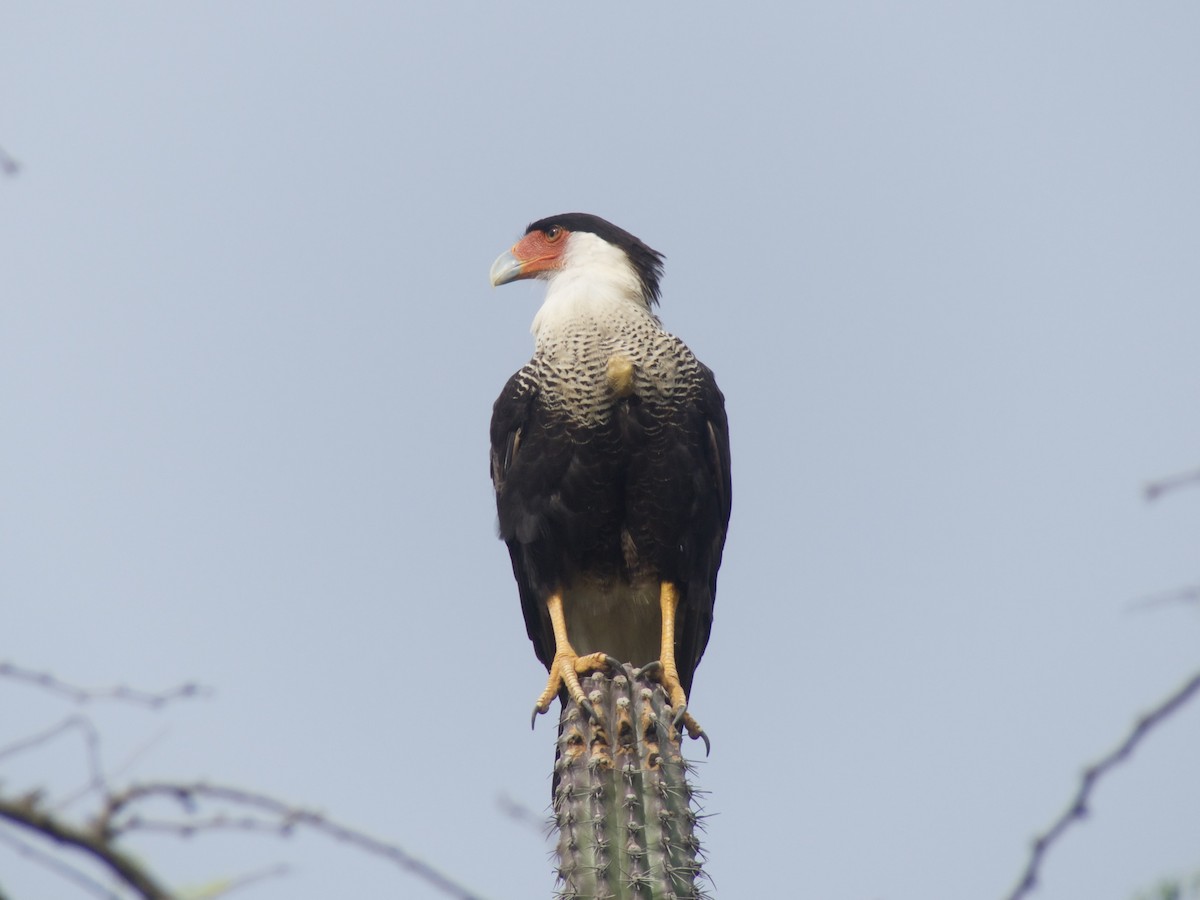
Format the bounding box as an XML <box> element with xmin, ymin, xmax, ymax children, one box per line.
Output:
<box><xmin>545</xmin><ymin>225</ymin><xmax>563</xmax><ymax>241</ymax></box>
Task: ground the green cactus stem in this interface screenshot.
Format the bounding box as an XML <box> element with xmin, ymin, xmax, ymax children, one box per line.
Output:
<box><xmin>552</xmin><ymin>664</ymin><xmax>710</xmax><ymax>900</ymax></box>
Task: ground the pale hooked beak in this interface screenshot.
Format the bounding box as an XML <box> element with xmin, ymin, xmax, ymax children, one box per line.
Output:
<box><xmin>489</xmin><ymin>250</ymin><xmax>524</xmax><ymax>286</ymax></box>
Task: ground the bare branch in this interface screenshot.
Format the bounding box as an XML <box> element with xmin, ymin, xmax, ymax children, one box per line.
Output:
<box><xmin>0</xmin><ymin>717</ymin><xmax>169</xmax><ymax>815</ymax></box>
<box><xmin>1005</xmin><ymin>670</ymin><xmax>1200</xmax><ymax>900</ymax></box>
<box><xmin>2</xmin><ymin>772</ymin><xmax>491</xmax><ymax>900</ymax></box>
<box><xmin>1144</xmin><ymin>466</ymin><xmax>1200</xmax><ymax>502</ymax></box>
<box><xmin>99</xmin><ymin>782</ymin><xmax>491</xmax><ymax>900</ymax></box>
<box><xmin>56</xmin><ymin>727</ymin><xmax>176</xmax><ymax>814</ymax></box>
<box><xmin>0</xmin><ymin>796</ymin><xmax>172</xmax><ymax>899</ymax></box>
<box><xmin>0</xmin><ymin>823</ymin><xmax>121</xmax><ymax>900</ymax></box>
<box><xmin>0</xmin><ymin>146</ymin><xmax>18</xmax><ymax>176</ymax></box>
<box><xmin>0</xmin><ymin>662</ymin><xmax>210</xmax><ymax>709</ymax></box>
<box><xmin>1128</xmin><ymin>584</ymin><xmax>1200</xmax><ymax>612</ymax></box>
<box><xmin>1</xmin><ymin>666</ymin><xmax>486</xmax><ymax>898</ymax></box>
<box><xmin>184</xmin><ymin>863</ymin><xmax>291</xmax><ymax>899</ymax></box>
<box><xmin>0</xmin><ymin>715</ymin><xmax>108</xmax><ymax>802</ymax></box>
<box><xmin>113</xmin><ymin>815</ymin><xmax>282</xmax><ymax>839</ymax></box>
<box><xmin>495</xmin><ymin>793</ymin><xmax>548</xmax><ymax>837</ymax></box>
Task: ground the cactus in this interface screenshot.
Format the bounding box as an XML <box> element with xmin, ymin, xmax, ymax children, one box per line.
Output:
<box><xmin>551</xmin><ymin>664</ymin><xmax>710</xmax><ymax>900</ymax></box>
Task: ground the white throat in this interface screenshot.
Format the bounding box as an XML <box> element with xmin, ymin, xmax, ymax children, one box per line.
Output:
<box><xmin>530</xmin><ymin>232</ymin><xmax>653</xmax><ymax>344</ymax></box>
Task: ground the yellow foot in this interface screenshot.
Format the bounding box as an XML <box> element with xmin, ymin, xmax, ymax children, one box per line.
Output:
<box><xmin>642</xmin><ymin>661</ymin><xmax>711</xmax><ymax>756</ymax></box>
<box><xmin>530</xmin><ymin>650</ymin><xmax>618</xmax><ymax>727</ymax></box>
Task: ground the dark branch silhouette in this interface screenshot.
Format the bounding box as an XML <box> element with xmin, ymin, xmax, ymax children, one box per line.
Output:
<box><xmin>1144</xmin><ymin>466</ymin><xmax>1200</xmax><ymax>502</ymax></box>
<box><xmin>0</xmin><ymin>663</ymin><xmax>490</xmax><ymax>900</ymax></box>
<box><xmin>0</xmin><ymin>662</ymin><xmax>210</xmax><ymax>708</ymax></box>
<box><xmin>99</xmin><ymin>782</ymin><xmax>489</xmax><ymax>900</ymax></box>
<box><xmin>495</xmin><ymin>793</ymin><xmax>549</xmax><ymax>836</ymax></box>
<box><xmin>1128</xmin><ymin>584</ymin><xmax>1200</xmax><ymax>612</ymax></box>
<box><xmin>0</xmin><ymin>715</ymin><xmax>103</xmax><ymax>779</ymax></box>
<box><xmin>0</xmin><ymin>145</ymin><xmax>18</xmax><ymax>176</ymax></box>
<box><xmin>0</xmin><ymin>825</ymin><xmax>121</xmax><ymax>899</ymax></box>
<box><xmin>1005</xmin><ymin>670</ymin><xmax>1200</xmax><ymax>900</ymax></box>
<box><xmin>0</xmin><ymin>781</ymin><xmax>489</xmax><ymax>900</ymax></box>
<box><xmin>0</xmin><ymin>797</ymin><xmax>171</xmax><ymax>899</ymax></box>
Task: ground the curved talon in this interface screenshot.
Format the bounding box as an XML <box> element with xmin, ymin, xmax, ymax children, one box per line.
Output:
<box><xmin>530</xmin><ymin>592</ymin><xmax>613</xmax><ymax>728</ymax></box>
<box><xmin>671</xmin><ymin>704</ymin><xmax>687</xmax><ymax>728</ymax></box>
<box><xmin>671</xmin><ymin>704</ymin><xmax>709</xmax><ymax>753</ymax></box>
<box><xmin>681</xmin><ymin>710</ymin><xmax>710</xmax><ymax>755</ymax></box>
<box><xmin>579</xmin><ymin>697</ymin><xmax>597</xmax><ymax>722</ymax></box>
<box><xmin>530</xmin><ymin>648</ymin><xmax>613</xmax><ymax>727</ymax></box>
<box><xmin>645</xmin><ymin>651</ymin><xmax>709</xmax><ymax>749</ymax></box>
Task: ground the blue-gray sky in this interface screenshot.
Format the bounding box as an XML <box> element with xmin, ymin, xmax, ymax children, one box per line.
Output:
<box><xmin>3</xmin><ymin>4</ymin><xmax>1199</xmax><ymax>898</ymax></box>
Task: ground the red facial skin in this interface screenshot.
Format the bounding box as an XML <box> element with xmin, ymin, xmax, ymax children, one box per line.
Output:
<box><xmin>509</xmin><ymin>225</ymin><xmax>570</xmax><ymax>278</ymax></box>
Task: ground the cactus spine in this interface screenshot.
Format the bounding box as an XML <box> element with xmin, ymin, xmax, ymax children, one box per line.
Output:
<box><xmin>552</xmin><ymin>665</ymin><xmax>709</xmax><ymax>899</ymax></box>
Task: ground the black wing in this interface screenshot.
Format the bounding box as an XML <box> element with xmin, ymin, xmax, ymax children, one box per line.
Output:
<box><xmin>675</xmin><ymin>362</ymin><xmax>732</xmax><ymax>696</ymax></box>
<box><xmin>490</xmin><ymin>367</ymin><xmax>557</xmax><ymax>669</ymax></box>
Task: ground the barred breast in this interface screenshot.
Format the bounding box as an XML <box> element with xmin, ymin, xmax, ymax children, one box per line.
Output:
<box><xmin>530</xmin><ymin>306</ymin><xmax>703</xmax><ymax>427</ymax></box>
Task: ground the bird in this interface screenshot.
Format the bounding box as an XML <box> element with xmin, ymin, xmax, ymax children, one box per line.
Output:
<box><xmin>488</xmin><ymin>213</ymin><xmax>731</xmax><ymax>745</ymax></box>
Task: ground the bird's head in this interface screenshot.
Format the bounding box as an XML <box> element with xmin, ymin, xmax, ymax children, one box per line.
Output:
<box><xmin>489</xmin><ymin>213</ymin><xmax>665</xmax><ymax>308</ymax></box>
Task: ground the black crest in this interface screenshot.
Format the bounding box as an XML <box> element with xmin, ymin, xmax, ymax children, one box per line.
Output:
<box><xmin>526</xmin><ymin>213</ymin><xmax>665</xmax><ymax>306</ymax></box>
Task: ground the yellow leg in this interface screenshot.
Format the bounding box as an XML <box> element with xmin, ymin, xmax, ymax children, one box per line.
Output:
<box><xmin>657</xmin><ymin>582</ymin><xmax>687</xmax><ymax>710</ymax></box>
<box><xmin>651</xmin><ymin>581</ymin><xmax>708</xmax><ymax>749</ymax></box>
<box><xmin>531</xmin><ymin>591</ymin><xmax>615</xmax><ymax>726</ymax></box>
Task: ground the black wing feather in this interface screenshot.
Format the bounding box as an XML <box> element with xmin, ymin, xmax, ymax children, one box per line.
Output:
<box><xmin>675</xmin><ymin>363</ymin><xmax>731</xmax><ymax>696</ymax></box>
<box><xmin>490</xmin><ymin>368</ymin><xmax>557</xmax><ymax>669</ymax></box>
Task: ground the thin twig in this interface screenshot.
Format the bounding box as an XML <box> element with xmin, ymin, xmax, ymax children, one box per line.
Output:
<box><xmin>1127</xmin><ymin>584</ymin><xmax>1200</xmax><ymax>612</ymax></box>
<box><xmin>57</xmin><ymin>727</ymin><xmax>173</xmax><ymax>813</ymax></box>
<box><xmin>1005</xmin><ymin>670</ymin><xmax>1200</xmax><ymax>900</ymax></box>
<box><xmin>496</xmin><ymin>793</ymin><xmax>548</xmax><ymax>836</ymax></box>
<box><xmin>0</xmin><ymin>146</ymin><xmax>18</xmax><ymax>176</ymax></box>
<box><xmin>0</xmin><ymin>714</ymin><xmax>108</xmax><ymax>801</ymax></box>
<box><xmin>103</xmin><ymin>782</ymin><xmax>491</xmax><ymax>900</ymax></box>
<box><xmin>115</xmin><ymin>815</ymin><xmax>283</xmax><ymax>839</ymax></box>
<box><xmin>186</xmin><ymin>862</ymin><xmax>291</xmax><ymax>898</ymax></box>
<box><xmin>0</xmin><ymin>662</ymin><xmax>210</xmax><ymax>708</ymax></box>
<box><xmin>0</xmin><ymin>715</ymin><xmax>88</xmax><ymax>764</ymax></box>
<box><xmin>1144</xmin><ymin>466</ymin><xmax>1200</xmax><ymax>502</ymax></box>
